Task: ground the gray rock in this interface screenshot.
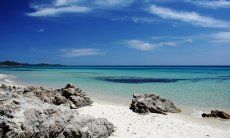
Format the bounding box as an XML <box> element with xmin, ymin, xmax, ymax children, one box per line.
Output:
<box><xmin>60</xmin><ymin>85</ymin><xmax>93</xmax><ymax>108</ymax></box>
<box><xmin>0</xmin><ymin>84</ymin><xmax>114</xmax><ymax>138</ymax></box>
<box><xmin>52</xmin><ymin>93</ymin><xmax>67</xmax><ymax>105</ymax></box>
<box><xmin>202</xmin><ymin>110</ymin><xmax>230</xmax><ymax>119</ymax></box>
<box><xmin>69</xmin><ymin>96</ymin><xmax>93</xmax><ymax>108</ymax></box>
<box><xmin>130</xmin><ymin>94</ymin><xmax>181</xmax><ymax>114</ymax></box>
<box><xmin>65</xmin><ymin>83</ymin><xmax>75</xmax><ymax>89</ymax></box>
<box><xmin>0</xmin><ymin>84</ymin><xmax>7</xmax><ymax>89</ymax></box>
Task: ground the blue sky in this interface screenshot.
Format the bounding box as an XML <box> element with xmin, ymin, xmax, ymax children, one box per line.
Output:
<box><xmin>0</xmin><ymin>0</ymin><xmax>230</xmax><ymax>65</ymax></box>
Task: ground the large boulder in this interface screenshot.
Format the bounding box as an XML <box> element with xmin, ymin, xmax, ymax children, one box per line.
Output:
<box><xmin>0</xmin><ymin>84</ymin><xmax>115</xmax><ymax>138</ymax></box>
<box><xmin>202</xmin><ymin>110</ymin><xmax>230</xmax><ymax>119</ymax></box>
<box><xmin>130</xmin><ymin>94</ymin><xmax>181</xmax><ymax>114</ymax></box>
<box><xmin>13</xmin><ymin>84</ymin><xmax>93</xmax><ymax>109</ymax></box>
<box><xmin>60</xmin><ymin>84</ymin><xmax>93</xmax><ymax>108</ymax></box>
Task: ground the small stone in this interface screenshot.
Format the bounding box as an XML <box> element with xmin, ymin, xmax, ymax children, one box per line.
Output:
<box><xmin>70</xmin><ymin>104</ymin><xmax>77</xmax><ymax>109</ymax></box>
<box><xmin>0</xmin><ymin>84</ymin><xmax>7</xmax><ymax>89</ymax></box>
<box><xmin>13</xmin><ymin>100</ymin><xmax>20</xmax><ymax>104</ymax></box>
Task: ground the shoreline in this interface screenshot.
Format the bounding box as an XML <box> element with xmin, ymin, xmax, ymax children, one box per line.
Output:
<box><xmin>0</xmin><ymin>73</ymin><xmax>230</xmax><ymax>137</ymax></box>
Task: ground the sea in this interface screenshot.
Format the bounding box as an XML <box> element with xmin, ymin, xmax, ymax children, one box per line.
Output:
<box><xmin>0</xmin><ymin>66</ymin><xmax>230</xmax><ymax>112</ymax></box>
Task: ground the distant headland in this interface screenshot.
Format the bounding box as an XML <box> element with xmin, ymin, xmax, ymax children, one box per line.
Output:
<box><xmin>0</xmin><ymin>61</ymin><xmax>65</xmax><ymax>67</ymax></box>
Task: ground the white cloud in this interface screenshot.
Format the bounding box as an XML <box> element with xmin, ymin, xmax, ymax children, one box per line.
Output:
<box><xmin>159</xmin><ymin>42</ymin><xmax>177</xmax><ymax>46</ymax></box>
<box><xmin>210</xmin><ymin>32</ymin><xmax>230</xmax><ymax>44</ymax></box>
<box><xmin>125</xmin><ymin>39</ymin><xmax>177</xmax><ymax>51</ymax></box>
<box><xmin>95</xmin><ymin>0</ymin><xmax>133</xmax><ymax>8</ymax></box>
<box><xmin>131</xmin><ymin>17</ymin><xmax>157</xmax><ymax>23</ymax></box>
<box><xmin>187</xmin><ymin>0</ymin><xmax>230</xmax><ymax>9</ymax></box>
<box><xmin>125</xmin><ymin>40</ymin><xmax>157</xmax><ymax>51</ymax></box>
<box><xmin>55</xmin><ymin>0</ymin><xmax>77</xmax><ymax>6</ymax></box>
<box><xmin>27</xmin><ymin>6</ymin><xmax>90</xmax><ymax>17</ymax></box>
<box><xmin>60</xmin><ymin>48</ymin><xmax>106</xmax><ymax>57</ymax></box>
<box><xmin>38</xmin><ymin>29</ymin><xmax>44</xmax><ymax>32</ymax></box>
<box><xmin>27</xmin><ymin>0</ymin><xmax>133</xmax><ymax>17</ymax></box>
<box><xmin>111</xmin><ymin>16</ymin><xmax>158</xmax><ymax>24</ymax></box>
<box><xmin>186</xmin><ymin>38</ymin><xmax>193</xmax><ymax>43</ymax></box>
<box><xmin>148</xmin><ymin>5</ymin><xmax>230</xmax><ymax>28</ymax></box>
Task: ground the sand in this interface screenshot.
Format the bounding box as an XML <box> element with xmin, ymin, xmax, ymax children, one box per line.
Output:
<box><xmin>78</xmin><ymin>102</ymin><xmax>230</xmax><ymax>138</ymax></box>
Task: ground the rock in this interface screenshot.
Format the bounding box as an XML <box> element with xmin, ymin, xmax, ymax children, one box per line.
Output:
<box><xmin>202</xmin><ymin>110</ymin><xmax>230</xmax><ymax>119</ymax></box>
<box><xmin>65</xmin><ymin>83</ymin><xmax>75</xmax><ymax>89</ymax></box>
<box><xmin>0</xmin><ymin>84</ymin><xmax>114</xmax><ymax>137</ymax></box>
<box><xmin>70</xmin><ymin>104</ymin><xmax>78</xmax><ymax>109</ymax></box>
<box><xmin>52</xmin><ymin>93</ymin><xmax>67</xmax><ymax>105</ymax></box>
<box><xmin>63</xmin><ymin>116</ymin><xmax>115</xmax><ymax>138</ymax></box>
<box><xmin>0</xmin><ymin>108</ymin><xmax>14</xmax><ymax>118</ymax></box>
<box><xmin>69</xmin><ymin>96</ymin><xmax>93</xmax><ymax>108</ymax></box>
<box><xmin>130</xmin><ymin>94</ymin><xmax>181</xmax><ymax>114</ymax></box>
<box><xmin>12</xmin><ymin>100</ymin><xmax>20</xmax><ymax>105</ymax></box>
<box><xmin>0</xmin><ymin>84</ymin><xmax>7</xmax><ymax>90</ymax></box>
<box><xmin>61</xmin><ymin>88</ymin><xmax>75</xmax><ymax>98</ymax></box>
<box><xmin>60</xmin><ymin>84</ymin><xmax>93</xmax><ymax>108</ymax></box>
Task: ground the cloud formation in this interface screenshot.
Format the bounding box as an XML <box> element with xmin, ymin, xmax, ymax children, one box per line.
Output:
<box><xmin>187</xmin><ymin>0</ymin><xmax>230</xmax><ymax>9</ymax></box>
<box><xmin>27</xmin><ymin>6</ymin><xmax>90</xmax><ymax>17</ymax></box>
<box><xmin>125</xmin><ymin>40</ymin><xmax>157</xmax><ymax>51</ymax></box>
<box><xmin>60</xmin><ymin>48</ymin><xmax>106</xmax><ymax>57</ymax></box>
<box><xmin>148</xmin><ymin>5</ymin><xmax>230</xmax><ymax>28</ymax></box>
<box><xmin>27</xmin><ymin>0</ymin><xmax>133</xmax><ymax>17</ymax></box>
<box><xmin>125</xmin><ymin>39</ymin><xmax>177</xmax><ymax>51</ymax></box>
<box><xmin>210</xmin><ymin>32</ymin><xmax>230</xmax><ymax>45</ymax></box>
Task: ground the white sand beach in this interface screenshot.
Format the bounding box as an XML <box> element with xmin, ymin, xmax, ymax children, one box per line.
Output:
<box><xmin>78</xmin><ymin>102</ymin><xmax>230</xmax><ymax>138</ymax></box>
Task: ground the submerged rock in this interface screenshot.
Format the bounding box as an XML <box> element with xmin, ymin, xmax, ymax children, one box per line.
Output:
<box><xmin>130</xmin><ymin>94</ymin><xmax>181</xmax><ymax>114</ymax></box>
<box><xmin>0</xmin><ymin>84</ymin><xmax>115</xmax><ymax>138</ymax></box>
<box><xmin>202</xmin><ymin>110</ymin><xmax>230</xmax><ymax>119</ymax></box>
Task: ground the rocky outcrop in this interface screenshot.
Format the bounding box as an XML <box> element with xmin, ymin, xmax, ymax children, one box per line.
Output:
<box><xmin>202</xmin><ymin>110</ymin><xmax>230</xmax><ymax>119</ymax></box>
<box><xmin>0</xmin><ymin>84</ymin><xmax>115</xmax><ymax>138</ymax></box>
<box><xmin>130</xmin><ymin>94</ymin><xmax>181</xmax><ymax>115</ymax></box>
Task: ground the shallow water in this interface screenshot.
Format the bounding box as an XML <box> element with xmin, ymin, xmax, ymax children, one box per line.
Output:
<box><xmin>0</xmin><ymin>66</ymin><xmax>230</xmax><ymax>109</ymax></box>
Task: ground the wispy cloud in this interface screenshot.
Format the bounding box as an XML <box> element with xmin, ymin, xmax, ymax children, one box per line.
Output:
<box><xmin>210</xmin><ymin>32</ymin><xmax>230</xmax><ymax>45</ymax></box>
<box><xmin>187</xmin><ymin>0</ymin><xmax>230</xmax><ymax>9</ymax></box>
<box><xmin>125</xmin><ymin>40</ymin><xmax>157</xmax><ymax>51</ymax></box>
<box><xmin>38</xmin><ymin>29</ymin><xmax>44</xmax><ymax>32</ymax></box>
<box><xmin>111</xmin><ymin>16</ymin><xmax>158</xmax><ymax>24</ymax></box>
<box><xmin>148</xmin><ymin>5</ymin><xmax>230</xmax><ymax>28</ymax></box>
<box><xmin>159</xmin><ymin>42</ymin><xmax>177</xmax><ymax>46</ymax></box>
<box><xmin>125</xmin><ymin>39</ymin><xmax>177</xmax><ymax>51</ymax></box>
<box><xmin>27</xmin><ymin>0</ymin><xmax>133</xmax><ymax>17</ymax></box>
<box><xmin>60</xmin><ymin>48</ymin><xmax>106</xmax><ymax>57</ymax></box>
<box><xmin>27</xmin><ymin>6</ymin><xmax>90</xmax><ymax>17</ymax></box>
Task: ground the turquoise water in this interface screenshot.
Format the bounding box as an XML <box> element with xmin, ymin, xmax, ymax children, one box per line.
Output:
<box><xmin>0</xmin><ymin>66</ymin><xmax>230</xmax><ymax>109</ymax></box>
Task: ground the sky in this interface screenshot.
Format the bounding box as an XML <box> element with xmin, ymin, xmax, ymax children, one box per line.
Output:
<box><xmin>0</xmin><ymin>0</ymin><xmax>230</xmax><ymax>65</ymax></box>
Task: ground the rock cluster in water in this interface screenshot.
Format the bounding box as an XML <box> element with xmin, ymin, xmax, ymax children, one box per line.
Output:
<box><xmin>0</xmin><ymin>84</ymin><xmax>115</xmax><ymax>138</ymax></box>
<box><xmin>130</xmin><ymin>94</ymin><xmax>181</xmax><ymax>115</ymax></box>
<box><xmin>202</xmin><ymin>110</ymin><xmax>230</xmax><ymax>119</ymax></box>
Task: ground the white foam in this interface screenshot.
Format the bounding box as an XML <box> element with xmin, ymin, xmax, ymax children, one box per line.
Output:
<box><xmin>0</xmin><ymin>73</ymin><xmax>15</xmax><ymax>84</ymax></box>
<box><xmin>192</xmin><ymin>110</ymin><xmax>204</xmax><ymax>118</ymax></box>
<box><xmin>0</xmin><ymin>74</ymin><xmax>9</xmax><ymax>79</ymax></box>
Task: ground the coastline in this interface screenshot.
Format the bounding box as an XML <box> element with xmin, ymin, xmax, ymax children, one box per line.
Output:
<box><xmin>0</xmin><ymin>73</ymin><xmax>230</xmax><ymax>137</ymax></box>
